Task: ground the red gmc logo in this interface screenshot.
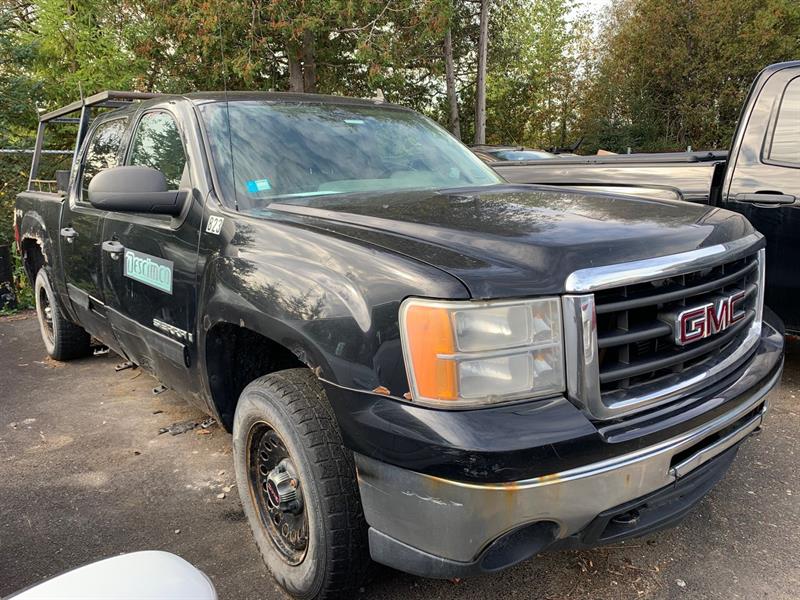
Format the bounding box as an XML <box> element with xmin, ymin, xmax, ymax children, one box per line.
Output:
<box><xmin>671</xmin><ymin>291</ymin><xmax>747</xmax><ymax>346</ymax></box>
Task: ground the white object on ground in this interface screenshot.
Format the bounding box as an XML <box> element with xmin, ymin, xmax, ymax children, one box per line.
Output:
<box><xmin>10</xmin><ymin>551</ymin><xmax>217</xmax><ymax>600</ymax></box>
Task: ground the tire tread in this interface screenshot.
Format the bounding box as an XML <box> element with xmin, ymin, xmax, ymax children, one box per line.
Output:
<box><xmin>35</xmin><ymin>269</ymin><xmax>91</xmax><ymax>361</ymax></box>
<box><xmin>240</xmin><ymin>369</ymin><xmax>370</xmax><ymax>599</ymax></box>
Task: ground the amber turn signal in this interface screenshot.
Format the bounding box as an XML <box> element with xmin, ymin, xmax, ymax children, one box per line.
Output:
<box><xmin>401</xmin><ymin>304</ymin><xmax>458</xmax><ymax>401</ymax></box>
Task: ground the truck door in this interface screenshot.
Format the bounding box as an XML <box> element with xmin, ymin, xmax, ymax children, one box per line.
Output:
<box><xmin>723</xmin><ymin>67</ymin><xmax>800</xmax><ymax>330</ymax></box>
<box><xmin>59</xmin><ymin>117</ymin><xmax>127</xmax><ymax>352</ymax></box>
<box><xmin>100</xmin><ymin>108</ymin><xmax>203</xmax><ymax>393</ymax></box>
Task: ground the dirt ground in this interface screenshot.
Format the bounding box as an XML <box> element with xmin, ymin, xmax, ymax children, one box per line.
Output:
<box><xmin>1</xmin><ymin>311</ymin><xmax>798</xmax><ymax>599</ymax></box>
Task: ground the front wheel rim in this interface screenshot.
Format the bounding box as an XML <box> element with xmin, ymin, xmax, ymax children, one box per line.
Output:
<box><xmin>247</xmin><ymin>422</ymin><xmax>309</xmax><ymax>565</ymax></box>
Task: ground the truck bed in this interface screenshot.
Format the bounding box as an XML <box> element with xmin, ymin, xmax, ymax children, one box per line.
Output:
<box><xmin>15</xmin><ymin>190</ymin><xmax>64</xmax><ymax>271</ymax></box>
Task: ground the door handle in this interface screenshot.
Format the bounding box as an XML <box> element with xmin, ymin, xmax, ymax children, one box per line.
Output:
<box><xmin>102</xmin><ymin>240</ymin><xmax>125</xmax><ymax>260</ymax></box>
<box><xmin>733</xmin><ymin>192</ymin><xmax>796</xmax><ymax>205</ymax></box>
<box><xmin>60</xmin><ymin>227</ymin><xmax>78</xmax><ymax>243</ymax></box>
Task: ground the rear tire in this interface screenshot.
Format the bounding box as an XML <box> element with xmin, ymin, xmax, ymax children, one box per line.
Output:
<box><xmin>34</xmin><ymin>269</ymin><xmax>91</xmax><ymax>361</ymax></box>
<box><xmin>233</xmin><ymin>369</ymin><xmax>370</xmax><ymax>599</ymax></box>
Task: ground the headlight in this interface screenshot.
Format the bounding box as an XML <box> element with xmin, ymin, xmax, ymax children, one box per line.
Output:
<box><xmin>399</xmin><ymin>297</ymin><xmax>565</xmax><ymax>408</ymax></box>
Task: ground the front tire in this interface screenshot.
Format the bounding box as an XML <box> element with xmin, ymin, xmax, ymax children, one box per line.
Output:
<box><xmin>34</xmin><ymin>269</ymin><xmax>91</xmax><ymax>361</ymax></box>
<box><xmin>233</xmin><ymin>369</ymin><xmax>370</xmax><ymax>599</ymax></box>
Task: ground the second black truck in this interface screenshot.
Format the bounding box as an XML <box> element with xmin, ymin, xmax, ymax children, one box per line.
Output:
<box><xmin>494</xmin><ymin>61</ymin><xmax>800</xmax><ymax>331</ymax></box>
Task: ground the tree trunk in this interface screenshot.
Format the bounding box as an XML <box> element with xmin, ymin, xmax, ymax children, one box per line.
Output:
<box><xmin>443</xmin><ymin>29</ymin><xmax>461</xmax><ymax>140</ymax></box>
<box><xmin>302</xmin><ymin>30</ymin><xmax>317</xmax><ymax>93</ymax></box>
<box><xmin>287</xmin><ymin>41</ymin><xmax>304</xmax><ymax>92</ymax></box>
<box><xmin>474</xmin><ymin>0</ymin><xmax>489</xmax><ymax>145</ymax></box>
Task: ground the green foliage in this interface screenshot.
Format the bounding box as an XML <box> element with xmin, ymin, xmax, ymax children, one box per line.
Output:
<box><xmin>0</xmin><ymin>245</ymin><xmax>33</xmax><ymax>315</ymax></box>
<box><xmin>0</xmin><ymin>0</ymin><xmax>799</xmax><ymax>261</ymax></box>
<box><xmin>486</xmin><ymin>0</ymin><xmax>584</xmax><ymax>148</ymax></box>
<box><xmin>577</xmin><ymin>0</ymin><xmax>800</xmax><ymax>153</ymax></box>
<box><xmin>9</xmin><ymin>244</ymin><xmax>34</xmax><ymax>312</ymax></box>
<box><xmin>0</xmin><ymin>155</ymin><xmax>29</xmax><ymax>245</ymax></box>
<box><xmin>27</xmin><ymin>0</ymin><xmax>152</xmax><ymax>102</ymax></box>
<box><xmin>131</xmin><ymin>0</ymin><xmax>458</xmax><ymax>107</ymax></box>
<box><xmin>0</xmin><ymin>3</ymin><xmax>40</xmax><ymax>147</ymax></box>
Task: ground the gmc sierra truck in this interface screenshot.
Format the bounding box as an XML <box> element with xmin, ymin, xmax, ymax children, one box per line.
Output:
<box><xmin>493</xmin><ymin>61</ymin><xmax>800</xmax><ymax>332</ymax></box>
<box><xmin>16</xmin><ymin>90</ymin><xmax>784</xmax><ymax>599</ymax></box>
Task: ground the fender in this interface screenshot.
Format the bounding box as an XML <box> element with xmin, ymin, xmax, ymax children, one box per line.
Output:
<box><xmin>17</xmin><ymin>202</ymin><xmax>78</xmax><ymax>313</ymax></box>
<box><xmin>194</xmin><ymin>215</ymin><xmax>470</xmax><ymax>410</ymax></box>
<box><xmin>19</xmin><ymin>209</ymin><xmax>52</xmax><ymax>266</ymax></box>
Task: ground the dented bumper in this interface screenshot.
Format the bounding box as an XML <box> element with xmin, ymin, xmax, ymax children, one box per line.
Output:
<box><xmin>356</xmin><ymin>320</ymin><xmax>783</xmax><ymax>578</ymax></box>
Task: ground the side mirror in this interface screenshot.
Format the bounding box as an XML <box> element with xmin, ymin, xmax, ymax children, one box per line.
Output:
<box><xmin>88</xmin><ymin>166</ymin><xmax>187</xmax><ymax>216</ymax></box>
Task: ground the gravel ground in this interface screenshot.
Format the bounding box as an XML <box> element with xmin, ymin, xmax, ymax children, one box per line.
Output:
<box><xmin>1</xmin><ymin>311</ymin><xmax>798</xmax><ymax>599</ymax></box>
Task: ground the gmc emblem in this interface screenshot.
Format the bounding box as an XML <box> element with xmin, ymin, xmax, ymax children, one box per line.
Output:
<box><xmin>663</xmin><ymin>291</ymin><xmax>747</xmax><ymax>346</ymax></box>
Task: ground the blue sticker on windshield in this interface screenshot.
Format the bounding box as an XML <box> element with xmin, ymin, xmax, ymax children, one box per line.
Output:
<box><xmin>344</xmin><ymin>119</ymin><xmax>365</xmax><ymax>124</ymax></box>
<box><xmin>246</xmin><ymin>178</ymin><xmax>271</xmax><ymax>193</ymax></box>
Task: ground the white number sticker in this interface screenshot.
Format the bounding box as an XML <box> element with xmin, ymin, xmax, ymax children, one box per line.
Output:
<box><xmin>206</xmin><ymin>215</ymin><xmax>224</xmax><ymax>235</ymax></box>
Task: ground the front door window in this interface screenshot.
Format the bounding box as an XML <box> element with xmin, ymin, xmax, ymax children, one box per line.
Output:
<box><xmin>129</xmin><ymin>111</ymin><xmax>187</xmax><ymax>188</ymax></box>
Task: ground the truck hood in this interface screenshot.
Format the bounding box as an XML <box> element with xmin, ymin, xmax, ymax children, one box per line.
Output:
<box><xmin>269</xmin><ymin>184</ymin><xmax>755</xmax><ymax>298</ymax></box>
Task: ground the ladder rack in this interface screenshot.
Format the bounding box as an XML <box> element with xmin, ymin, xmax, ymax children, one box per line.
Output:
<box><xmin>28</xmin><ymin>91</ymin><xmax>161</xmax><ymax>191</ymax></box>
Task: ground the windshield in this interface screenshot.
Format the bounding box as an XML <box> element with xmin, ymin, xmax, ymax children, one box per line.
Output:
<box><xmin>199</xmin><ymin>100</ymin><xmax>501</xmax><ymax>211</ymax></box>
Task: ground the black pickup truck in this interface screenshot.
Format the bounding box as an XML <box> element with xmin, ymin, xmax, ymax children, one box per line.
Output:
<box><xmin>494</xmin><ymin>61</ymin><xmax>800</xmax><ymax>332</ymax></box>
<box><xmin>15</xmin><ymin>90</ymin><xmax>784</xmax><ymax>599</ymax></box>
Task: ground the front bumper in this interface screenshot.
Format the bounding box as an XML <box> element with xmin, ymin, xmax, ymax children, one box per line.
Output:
<box><xmin>356</xmin><ymin>320</ymin><xmax>783</xmax><ymax>578</ymax></box>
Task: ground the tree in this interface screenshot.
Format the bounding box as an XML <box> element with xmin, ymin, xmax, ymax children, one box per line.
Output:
<box><xmin>576</xmin><ymin>0</ymin><xmax>800</xmax><ymax>153</ymax></box>
<box><xmin>2</xmin><ymin>0</ymin><xmax>799</xmax><ymax>253</ymax></box>
<box><xmin>483</xmin><ymin>0</ymin><xmax>582</xmax><ymax>148</ymax></box>
<box><xmin>443</xmin><ymin>27</ymin><xmax>461</xmax><ymax>139</ymax></box>
<box><xmin>23</xmin><ymin>0</ymin><xmax>154</xmax><ymax>102</ymax></box>
<box><xmin>474</xmin><ymin>0</ymin><xmax>489</xmax><ymax>143</ymax></box>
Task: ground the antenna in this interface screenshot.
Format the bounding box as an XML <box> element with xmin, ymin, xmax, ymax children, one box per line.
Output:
<box><xmin>217</xmin><ymin>14</ymin><xmax>239</xmax><ymax>211</ymax></box>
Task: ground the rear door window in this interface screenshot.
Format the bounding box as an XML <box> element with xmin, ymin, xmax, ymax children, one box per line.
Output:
<box><xmin>81</xmin><ymin>119</ymin><xmax>127</xmax><ymax>198</ymax></box>
<box><xmin>768</xmin><ymin>78</ymin><xmax>800</xmax><ymax>166</ymax></box>
<box><xmin>128</xmin><ymin>111</ymin><xmax>188</xmax><ymax>188</ymax></box>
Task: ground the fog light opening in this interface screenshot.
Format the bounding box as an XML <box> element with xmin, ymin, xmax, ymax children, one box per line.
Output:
<box><xmin>479</xmin><ymin>521</ymin><xmax>558</xmax><ymax>572</ymax></box>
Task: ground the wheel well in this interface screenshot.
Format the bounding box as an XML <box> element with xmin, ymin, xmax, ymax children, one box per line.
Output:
<box><xmin>205</xmin><ymin>323</ymin><xmax>306</xmax><ymax>431</ymax></box>
<box><xmin>20</xmin><ymin>238</ymin><xmax>45</xmax><ymax>283</ymax></box>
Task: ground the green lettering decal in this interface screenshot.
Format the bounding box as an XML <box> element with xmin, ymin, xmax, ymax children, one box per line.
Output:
<box><xmin>123</xmin><ymin>249</ymin><xmax>173</xmax><ymax>294</ymax></box>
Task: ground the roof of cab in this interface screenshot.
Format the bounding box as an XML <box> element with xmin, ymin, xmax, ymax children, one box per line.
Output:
<box><xmin>93</xmin><ymin>90</ymin><xmax>410</xmax><ymax>123</ymax></box>
<box><xmin>181</xmin><ymin>90</ymin><xmax>408</xmax><ymax>110</ymax></box>
<box><xmin>80</xmin><ymin>91</ymin><xmax>410</xmax><ymax>132</ymax></box>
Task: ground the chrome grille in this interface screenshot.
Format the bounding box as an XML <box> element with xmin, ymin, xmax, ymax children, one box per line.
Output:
<box><xmin>594</xmin><ymin>252</ymin><xmax>759</xmax><ymax>394</ymax></box>
<box><xmin>563</xmin><ymin>235</ymin><xmax>765</xmax><ymax>420</ymax></box>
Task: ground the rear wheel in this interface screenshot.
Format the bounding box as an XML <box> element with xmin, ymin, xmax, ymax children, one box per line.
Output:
<box><xmin>233</xmin><ymin>369</ymin><xmax>370</xmax><ymax>599</ymax></box>
<box><xmin>34</xmin><ymin>269</ymin><xmax>91</xmax><ymax>361</ymax></box>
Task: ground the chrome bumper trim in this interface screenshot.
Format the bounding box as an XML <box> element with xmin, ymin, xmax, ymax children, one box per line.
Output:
<box><xmin>357</xmin><ymin>356</ymin><xmax>780</xmax><ymax>563</ymax></box>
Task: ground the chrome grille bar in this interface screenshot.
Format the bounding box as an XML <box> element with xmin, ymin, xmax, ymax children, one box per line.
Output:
<box><xmin>597</xmin><ymin>322</ymin><xmax>672</xmax><ymax>348</ymax></box>
<box><xmin>598</xmin><ymin>312</ymin><xmax>754</xmax><ymax>384</ymax></box>
<box><xmin>594</xmin><ymin>261</ymin><xmax>758</xmax><ymax>314</ymax></box>
<box><xmin>565</xmin><ymin>234</ymin><xmax>763</xmax><ymax>293</ymax></box>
